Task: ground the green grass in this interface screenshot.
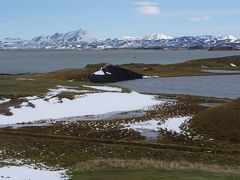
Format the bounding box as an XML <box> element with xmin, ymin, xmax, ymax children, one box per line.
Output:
<box><xmin>0</xmin><ymin>74</ymin><xmax>125</xmax><ymax>115</ymax></box>
<box><xmin>0</xmin><ymin>74</ymin><xmax>125</xmax><ymax>98</ymax></box>
<box><xmin>70</xmin><ymin>169</ymin><xmax>240</xmax><ymax>180</ymax></box>
<box><xmin>0</xmin><ymin>75</ymin><xmax>89</xmax><ymax>97</ymax></box>
<box><xmin>40</xmin><ymin>63</ymin><xmax>104</xmax><ymax>82</ymax></box>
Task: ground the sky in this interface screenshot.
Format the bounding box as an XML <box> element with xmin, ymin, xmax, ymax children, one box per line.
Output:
<box><xmin>0</xmin><ymin>0</ymin><xmax>240</xmax><ymax>39</ymax></box>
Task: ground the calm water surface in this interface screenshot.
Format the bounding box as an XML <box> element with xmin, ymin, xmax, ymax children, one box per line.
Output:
<box><xmin>202</xmin><ymin>70</ymin><xmax>240</xmax><ymax>74</ymax></box>
<box><xmin>114</xmin><ymin>75</ymin><xmax>240</xmax><ymax>99</ymax></box>
<box><xmin>0</xmin><ymin>50</ymin><xmax>239</xmax><ymax>73</ymax></box>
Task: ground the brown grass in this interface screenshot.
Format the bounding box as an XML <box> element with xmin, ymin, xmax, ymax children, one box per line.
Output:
<box><xmin>39</xmin><ymin>56</ymin><xmax>240</xmax><ymax>82</ymax></box>
<box><xmin>73</xmin><ymin>159</ymin><xmax>240</xmax><ymax>175</ymax></box>
<box><xmin>40</xmin><ymin>64</ymin><xmax>105</xmax><ymax>82</ymax></box>
<box><xmin>188</xmin><ymin>98</ymin><xmax>240</xmax><ymax>142</ymax></box>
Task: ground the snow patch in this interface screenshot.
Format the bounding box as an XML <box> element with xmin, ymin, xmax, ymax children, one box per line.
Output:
<box><xmin>0</xmin><ymin>165</ymin><xmax>67</xmax><ymax>180</ymax></box>
<box><xmin>0</xmin><ymin>91</ymin><xmax>160</xmax><ymax>125</ymax></box>
<box><xmin>47</xmin><ymin>86</ymin><xmax>90</xmax><ymax>97</ymax></box>
<box><xmin>230</xmin><ymin>63</ymin><xmax>237</xmax><ymax>67</ymax></box>
<box><xmin>0</xmin><ymin>98</ymin><xmax>11</xmax><ymax>104</ymax></box>
<box><xmin>143</xmin><ymin>75</ymin><xmax>159</xmax><ymax>79</ymax></box>
<box><xmin>160</xmin><ymin>117</ymin><xmax>190</xmax><ymax>133</ymax></box>
<box><xmin>123</xmin><ymin>116</ymin><xmax>190</xmax><ymax>134</ymax></box>
<box><xmin>16</xmin><ymin>78</ymin><xmax>35</xmax><ymax>81</ymax></box>
<box><xmin>83</xmin><ymin>85</ymin><xmax>122</xmax><ymax>92</ymax></box>
<box><xmin>93</xmin><ymin>67</ymin><xmax>105</xmax><ymax>75</ymax></box>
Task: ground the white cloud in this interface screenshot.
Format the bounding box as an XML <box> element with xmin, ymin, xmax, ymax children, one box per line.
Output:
<box><xmin>136</xmin><ymin>6</ymin><xmax>160</xmax><ymax>15</ymax></box>
<box><xmin>189</xmin><ymin>16</ymin><xmax>211</xmax><ymax>22</ymax></box>
<box><xmin>134</xmin><ymin>1</ymin><xmax>160</xmax><ymax>15</ymax></box>
<box><xmin>133</xmin><ymin>1</ymin><xmax>158</xmax><ymax>6</ymax></box>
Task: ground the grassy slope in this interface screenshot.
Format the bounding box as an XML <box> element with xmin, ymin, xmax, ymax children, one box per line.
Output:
<box><xmin>1</xmin><ymin>129</ymin><xmax>240</xmax><ymax>166</ymax></box>
<box><xmin>171</xmin><ymin>55</ymin><xmax>240</xmax><ymax>69</ymax></box>
<box><xmin>0</xmin><ymin>74</ymin><xmax>121</xmax><ymax>115</ymax></box>
<box><xmin>71</xmin><ymin>169</ymin><xmax>240</xmax><ymax>180</ymax></box>
<box><xmin>188</xmin><ymin>98</ymin><xmax>240</xmax><ymax>142</ymax></box>
<box><xmin>0</xmin><ymin>75</ymin><xmax>92</xmax><ymax>97</ymax></box>
<box><xmin>120</xmin><ymin>56</ymin><xmax>240</xmax><ymax>76</ymax></box>
<box><xmin>38</xmin><ymin>56</ymin><xmax>240</xmax><ymax>81</ymax></box>
<box><xmin>0</xmin><ymin>56</ymin><xmax>240</xmax><ymax>177</ymax></box>
<box><xmin>40</xmin><ymin>64</ymin><xmax>105</xmax><ymax>82</ymax></box>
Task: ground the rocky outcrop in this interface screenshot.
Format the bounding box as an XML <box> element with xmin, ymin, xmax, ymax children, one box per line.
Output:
<box><xmin>88</xmin><ymin>64</ymin><xmax>143</xmax><ymax>83</ymax></box>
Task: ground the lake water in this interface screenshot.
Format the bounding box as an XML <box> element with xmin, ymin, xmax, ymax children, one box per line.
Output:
<box><xmin>0</xmin><ymin>50</ymin><xmax>239</xmax><ymax>74</ymax></box>
<box><xmin>201</xmin><ymin>70</ymin><xmax>240</xmax><ymax>74</ymax></box>
<box><xmin>114</xmin><ymin>75</ymin><xmax>240</xmax><ymax>99</ymax></box>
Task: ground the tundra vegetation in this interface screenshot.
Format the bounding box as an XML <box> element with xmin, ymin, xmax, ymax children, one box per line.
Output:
<box><xmin>0</xmin><ymin>56</ymin><xmax>240</xmax><ymax>179</ymax></box>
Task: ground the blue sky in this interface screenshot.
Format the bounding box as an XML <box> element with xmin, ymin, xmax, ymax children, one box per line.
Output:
<box><xmin>0</xmin><ymin>0</ymin><xmax>240</xmax><ymax>39</ymax></box>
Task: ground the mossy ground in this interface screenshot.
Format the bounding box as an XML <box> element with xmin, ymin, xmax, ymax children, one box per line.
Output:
<box><xmin>70</xmin><ymin>169</ymin><xmax>240</xmax><ymax>180</ymax></box>
<box><xmin>0</xmin><ymin>56</ymin><xmax>240</xmax><ymax>178</ymax></box>
<box><xmin>39</xmin><ymin>56</ymin><xmax>240</xmax><ymax>82</ymax></box>
<box><xmin>188</xmin><ymin>98</ymin><xmax>240</xmax><ymax>142</ymax></box>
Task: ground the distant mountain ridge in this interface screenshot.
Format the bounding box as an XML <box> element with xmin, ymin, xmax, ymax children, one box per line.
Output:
<box><xmin>0</xmin><ymin>29</ymin><xmax>239</xmax><ymax>50</ymax></box>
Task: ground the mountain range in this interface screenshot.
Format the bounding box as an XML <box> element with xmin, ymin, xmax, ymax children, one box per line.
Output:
<box><xmin>0</xmin><ymin>29</ymin><xmax>240</xmax><ymax>50</ymax></box>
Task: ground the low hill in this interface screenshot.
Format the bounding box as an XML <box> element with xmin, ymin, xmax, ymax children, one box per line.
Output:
<box><xmin>208</xmin><ymin>46</ymin><xmax>240</xmax><ymax>51</ymax></box>
<box><xmin>40</xmin><ymin>56</ymin><xmax>240</xmax><ymax>82</ymax></box>
<box><xmin>188</xmin><ymin>98</ymin><xmax>240</xmax><ymax>142</ymax></box>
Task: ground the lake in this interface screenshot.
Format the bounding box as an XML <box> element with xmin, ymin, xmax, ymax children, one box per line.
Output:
<box><xmin>114</xmin><ymin>75</ymin><xmax>240</xmax><ymax>99</ymax></box>
<box><xmin>0</xmin><ymin>50</ymin><xmax>239</xmax><ymax>74</ymax></box>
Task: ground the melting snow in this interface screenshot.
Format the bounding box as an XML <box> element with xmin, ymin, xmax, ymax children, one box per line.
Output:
<box><xmin>160</xmin><ymin>117</ymin><xmax>190</xmax><ymax>133</ymax></box>
<box><xmin>230</xmin><ymin>63</ymin><xmax>237</xmax><ymax>67</ymax></box>
<box><xmin>0</xmin><ymin>90</ymin><xmax>160</xmax><ymax>125</ymax></box>
<box><xmin>0</xmin><ymin>98</ymin><xmax>11</xmax><ymax>104</ymax></box>
<box><xmin>83</xmin><ymin>85</ymin><xmax>122</xmax><ymax>92</ymax></box>
<box><xmin>93</xmin><ymin>67</ymin><xmax>105</xmax><ymax>75</ymax></box>
<box><xmin>47</xmin><ymin>86</ymin><xmax>90</xmax><ymax>97</ymax></box>
<box><xmin>123</xmin><ymin>116</ymin><xmax>190</xmax><ymax>134</ymax></box>
<box><xmin>16</xmin><ymin>78</ymin><xmax>35</xmax><ymax>81</ymax></box>
<box><xmin>143</xmin><ymin>76</ymin><xmax>159</xmax><ymax>79</ymax></box>
<box><xmin>93</xmin><ymin>66</ymin><xmax>112</xmax><ymax>76</ymax></box>
<box><xmin>0</xmin><ymin>165</ymin><xmax>67</xmax><ymax>180</ymax></box>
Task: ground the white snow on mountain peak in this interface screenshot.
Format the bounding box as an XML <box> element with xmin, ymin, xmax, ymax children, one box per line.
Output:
<box><xmin>196</xmin><ymin>35</ymin><xmax>216</xmax><ymax>39</ymax></box>
<box><xmin>31</xmin><ymin>29</ymin><xmax>96</xmax><ymax>44</ymax></box>
<box><xmin>0</xmin><ymin>29</ymin><xmax>240</xmax><ymax>49</ymax></box>
<box><xmin>121</xmin><ymin>33</ymin><xmax>174</xmax><ymax>41</ymax></box>
<box><xmin>217</xmin><ymin>35</ymin><xmax>238</xmax><ymax>42</ymax></box>
<box><xmin>144</xmin><ymin>33</ymin><xmax>174</xmax><ymax>40</ymax></box>
<box><xmin>121</xmin><ymin>36</ymin><xmax>141</xmax><ymax>41</ymax></box>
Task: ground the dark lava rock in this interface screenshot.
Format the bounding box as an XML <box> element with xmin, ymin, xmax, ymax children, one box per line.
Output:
<box><xmin>88</xmin><ymin>64</ymin><xmax>143</xmax><ymax>83</ymax></box>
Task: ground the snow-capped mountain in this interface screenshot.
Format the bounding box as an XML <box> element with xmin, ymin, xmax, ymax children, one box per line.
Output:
<box><xmin>0</xmin><ymin>29</ymin><xmax>239</xmax><ymax>50</ymax></box>
<box><xmin>29</xmin><ymin>29</ymin><xmax>97</xmax><ymax>49</ymax></box>
<box><xmin>144</xmin><ymin>34</ymin><xmax>174</xmax><ymax>40</ymax></box>
<box><xmin>99</xmin><ymin>34</ymin><xmax>240</xmax><ymax>49</ymax></box>
<box><xmin>32</xmin><ymin>29</ymin><xmax>96</xmax><ymax>44</ymax></box>
<box><xmin>217</xmin><ymin>35</ymin><xmax>238</xmax><ymax>42</ymax></box>
<box><xmin>121</xmin><ymin>34</ymin><xmax>173</xmax><ymax>41</ymax></box>
<box><xmin>0</xmin><ymin>37</ymin><xmax>29</xmax><ymax>49</ymax></box>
